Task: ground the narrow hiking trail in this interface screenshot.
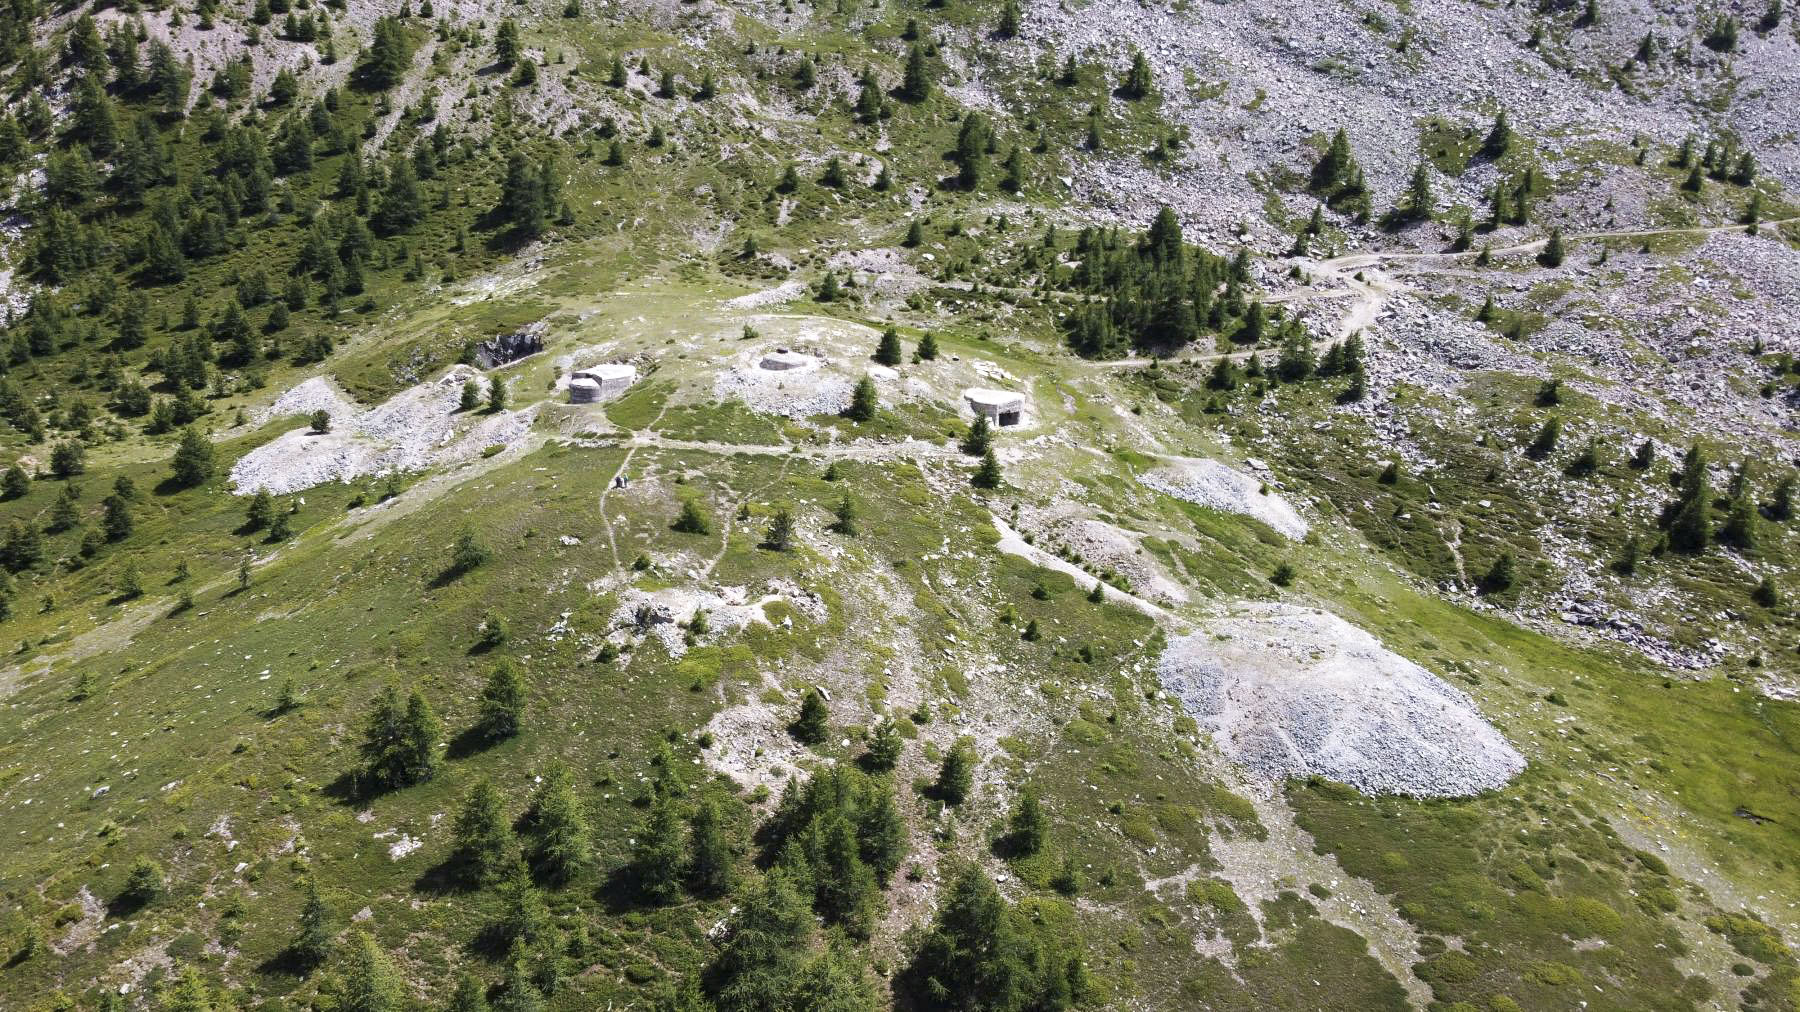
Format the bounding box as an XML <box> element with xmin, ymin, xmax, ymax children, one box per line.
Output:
<box><xmin>1081</xmin><ymin>213</ymin><xmax>1800</xmax><ymax>372</ymax></box>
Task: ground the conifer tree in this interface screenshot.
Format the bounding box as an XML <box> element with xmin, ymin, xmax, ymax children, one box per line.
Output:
<box><xmin>632</xmin><ymin>794</ymin><xmax>686</xmax><ymax>904</ymax></box>
<box><xmin>1120</xmin><ymin>50</ymin><xmax>1154</xmax><ymax>100</ymax></box>
<box><xmin>847</xmin><ymin>376</ymin><xmax>878</xmax><ymax>421</ymax></box>
<box><xmin>341</xmin><ymin>931</ymin><xmax>406</xmax><ymax>1012</ymax></box>
<box><xmin>488</xmin><ymin>861</ymin><xmax>548</xmax><ymax>950</ymax></box>
<box><xmin>495</xmin><ymin>19</ymin><xmax>520</xmax><ymax>67</ymax></box>
<box><xmin>790</xmin><ymin>688</ymin><xmax>829</xmax><ymax>744</ymax></box>
<box><xmin>997</xmin><ymin>0</ymin><xmax>1021</xmax><ymax>37</ymax></box>
<box><xmin>814</xmin><ymin>814</ymin><xmax>881</xmax><ymax>939</ymax></box>
<box><xmin>900</xmin><ymin>44</ymin><xmax>931</xmax><ymax>101</ymax></box>
<box><xmin>526</xmin><ymin>761</ymin><xmax>591</xmax><ymax>885</ymax></box>
<box><xmin>764</xmin><ymin>506</ymin><xmax>794</xmax><ymax>551</ymax></box>
<box><xmin>1526</xmin><ymin>417</ymin><xmax>1562</xmax><ymax>460</ymax></box>
<box><xmin>918</xmin><ymin>332</ymin><xmax>939</xmax><ymax>359</ymax></box>
<box><xmin>361</xmin><ymin>685</ymin><xmax>440</xmax><ymax>790</ymax></box>
<box><xmin>935</xmin><ymin>738</ymin><xmax>976</xmax><ymax>804</ymax></box>
<box><xmin>861</xmin><ymin>717</ymin><xmax>903</xmax><ymax>772</ymax></box>
<box><xmin>1483</xmin><ymin>109</ymin><xmax>1513</xmax><ymax>158</ymax></box>
<box><xmin>673</xmin><ymin>498</ymin><xmax>711</xmax><ymax>535</ymax></box>
<box><xmin>1770</xmin><ymin>473</ymin><xmax>1795</xmax><ymax>521</ymax></box>
<box><xmin>452</xmin><ymin>778</ymin><xmax>516</xmax><ymax>886</ymax></box>
<box><xmin>1481</xmin><ymin>552</ymin><xmax>1516</xmax><ymax>593</ymax></box>
<box><xmin>832</xmin><ymin>493</ymin><xmax>857</xmax><ymax>535</ymax></box>
<box><xmin>1007</xmin><ymin>785</ymin><xmax>1048</xmax><ymax>856</ymax></box>
<box><xmin>446</xmin><ymin>973</ymin><xmax>490</xmax><ymax>1012</ymax></box>
<box><xmin>291</xmin><ymin>876</ymin><xmax>335</xmax><ymax>971</ymax></box>
<box><xmin>478</xmin><ymin>658</ymin><xmax>527</xmax><ymax>741</ymax></box>
<box><xmin>171</xmin><ymin>426</ymin><xmax>216</xmax><ymax>486</ymax></box>
<box><xmin>687</xmin><ymin>798</ymin><xmax>736</xmax><ymax>897</ymax></box>
<box><xmin>1539</xmin><ymin>228</ymin><xmax>1566</xmax><ymax>267</ymax></box>
<box><xmin>874</xmin><ymin>327</ymin><xmax>903</xmax><ymax>366</ymax></box>
<box><xmin>972</xmin><ymin>448</ymin><xmax>1003</xmax><ymax>490</ymax></box>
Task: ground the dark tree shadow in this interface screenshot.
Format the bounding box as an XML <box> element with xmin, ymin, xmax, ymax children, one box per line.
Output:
<box><xmin>256</xmin><ymin>945</ymin><xmax>322</xmax><ymax>978</ymax></box>
<box><xmin>447</xmin><ymin>724</ymin><xmax>508</xmax><ymax>760</ymax></box>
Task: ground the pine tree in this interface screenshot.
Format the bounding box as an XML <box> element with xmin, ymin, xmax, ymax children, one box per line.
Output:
<box><xmin>341</xmin><ymin>931</ymin><xmax>406</xmax><ymax>1012</ymax></box>
<box><xmin>451</xmin><ymin>526</ymin><xmax>492</xmax><ymax>574</ymax></box>
<box><xmin>478</xmin><ymin>659</ymin><xmax>527</xmax><ymax>741</ymax></box>
<box><xmin>452</xmin><ymin>778</ymin><xmax>516</xmax><ymax>886</ymax></box>
<box><xmin>1753</xmin><ymin>576</ymin><xmax>1781</xmax><ymax>608</ymax></box>
<box><xmin>918</xmin><ymin>331</ymin><xmax>940</xmax><ymax>360</ymax></box>
<box><xmin>847</xmin><ymin>376</ymin><xmax>878</xmax><ymax>421</ymax></box>
<box><xmin>997</xmin><ymin>0</ymin><xmax>1021</xmax><ymax>37</ymax></box>
<box><xmin>687</xmin><ymin>798</ymin><xmax>735</xmax><ymax>897</ymax></box>
<box><xmin>972</xmin><ymin>448</ymin><xmax>1002</xmax><ymax>490</ymax></box>
<box><xmin>1007</xmin><ymin>785</ymin><xmax>1048</xmax><ymax>856</ymax></box>
<box><xmin>489</xmin><ymin>861</ymin><xmax>548</xmax><ymax>947</ymax></box>
<box><xmin>526</xmin><ymin>761</ymin><xmax>591</xmax><ymax>885</ymax></box>
<box><xmin>356</xmin><ymin>16</ymin><xmax>415</xmax><ymax>90</ymax></box>
<box><xmin>246</xmin><ymin>488</ymin><xmax>275</xmax><ymax>531</ymax></box>
<box><xmin>291</xmin><ymin>876</ymin><xmax>335</xmax><ymax>970</ymax></box>
<box><xmin>1770</xmin><ymin>473</ymin><xmax>1795</xmax><ymax>521</ymax></box>
<box><xmin>935</xmin><ymin>738</ymin><xmax>976</xmax><ymax>804</ymax></box>
<box><xmin>962</xmin><ymin>419</ymin><xmax>991</xmax><ymax>464</ymax></box>
<box><xmin>489</xmin><ymin>377</ymin><xmax>509</xmax><ymax>413</ymax></box>
<box><xmin>900</xmin><ymin>44</ymin><xmax>931</xmax><ymax>101</ymax></box>
<box><xmin>461</xmin><ymin>379</ymin><xmax>482</xmax><ymax>411</ymax></box>
<box><xmin>816</xmin><ymin>271</ymin><xmax>841</xmax><ymax>302</ymax></box>
<box><xmin>1526</xmin><ymin>417</ymin><xmax>1562</xmax><ymax>460</ymax></box>
<box><xmin>673</xmin><ymin>498</ymin><xmax>712</xmax><ymax>534</ymax></box>
<box><xmin>1480</xmin><ymin>552</ymin><xmax>1516</xmax><ymax>594</ymax></box>
<box><xmin>495</xmin><ymin>19</ymin><xmax>520</xmax><ymax>67</ymax></box>
<box><xmin>171</xmin><ymin>426</ymin><xmax>216</xmax><ymax>486</ymax></box>
<box><xmin>705</xmin><ymin>868</ymin><xmax>814</xmax><ymax>1005</ymax></box>
<box><xmin>874</xmin><ymin>327</ymin><xmax>903</xmax><ymax>366</ymax></box>
<box><xmin>1120</xmin><ymin>50</ymin><xmax>1154</xmax><ymax>100</ymax></box>
<box><xmin>632</xmin><ymin>794</ymin><xmax>686</xmax><ymax>904</ymax></box>
<box><xmin>861</xmin><ymin>717</ymin><xmax>903</xmax><ymax>772</ymax></box>
<box><xmin>1396</xmin><ymin>162</ymin><xmax>1434</xmax><ymax>222</ymax></box>
<box><xmin>832</xmin><ymin>493</ymin><xmax>857</xmax><ymax>535</ymax></box>
<box><xmin>1539</xmin><ymin>228</ymin><xmax>1566</xmax><ymax>267</ymax></box>
<box><xmin>790</xmin><ymin>689</ymin><xmax>829</xmax><ymax>744</ymax></box>
<box><xmin>1719</xmin><ymin>487</ymin><xmax>1758</xmax><ymax>552</ymax></box>
<box><xmin>446</xmin><ymin>973</ymin><xmax>490</xmax><ymax>1012</ymax></box>
<box><xmin>361</xmin><ymin>685</ymin><xmax>440</xmax><ymax>790</ymax></box>
<box><xmin>814</xmin><ymin>815</ymin><xmax>881</xmax><ymax>939</ymax></box>
<box><xmin>1483</xmin><ymin>109</ymin><xmax>1513</xmax><ymax>158</ymax></box>
<box><xmin>1669</xmin><ymin>450</ymin><xmax>1712</xmax><ymax>553</ymax></box>
<box><xmin>102</xmin><ymin>493</ymin><xmax>134</xmax><ymax>541</ymax></box>
<box><xmin>120</xmin><ymin>856</ymin><xmax>164</xmax><ymax>907</ymax></box>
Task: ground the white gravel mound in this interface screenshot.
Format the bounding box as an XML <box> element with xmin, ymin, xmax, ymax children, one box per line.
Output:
<box><xmin>1158</xmin><ymin>604</ymin><xmax>1524</xmax><ymax>797</ymax></box>
<box><xmin>1140</xmin><ymin>458</ymin><xmax>1309</xmax><ymax>539</ymax></box>
<box><xmin>230</xmin><ymin>367</ymin><xmax>537</xmax><ymax>495</ymax></box>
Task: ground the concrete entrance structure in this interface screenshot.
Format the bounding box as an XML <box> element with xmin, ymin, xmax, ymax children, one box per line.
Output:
<box><xmin>569</xmin><ymin>363</ymin><xmax>638</xmax><ymax>403</ymax></box>
<box><xmin>759</xmin><ymin>348</ymin><xmax>814</xmax><ymax>371</ymax></box>
<box><xmin>965</xmin><ymin>387</ymin><xmax>1026</xmax><ymax>427</ymax></box>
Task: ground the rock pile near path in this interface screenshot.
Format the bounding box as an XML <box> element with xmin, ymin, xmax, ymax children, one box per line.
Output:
<box><xmin>230</xmin><ymin>367</ymin><xmax>536</xmax><ymax>495</ymax></box>
<box><xmin>1139</xmin><ymin>458</ymin><xmax>1309</xmax><ymax>539</ymax></box>
<box><xmin>1158</xmin><ymin>604</ymin><xmax>1524</xmax><ymax>797</ymax></box>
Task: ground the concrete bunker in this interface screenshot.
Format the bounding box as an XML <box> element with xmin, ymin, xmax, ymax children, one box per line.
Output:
<box><xmin>759</xmin><ymin>348</ymin><xmax>816</xmax><ymax>372</ymax></box>
<box><xmin>965</xmin><ymin>387</ymin><xmax>1026</xmax><ymax>427</ymax></box>
<box><xmin>569</xmin><ymin>363</ymin><xmax>637</xmax><ymax>403</ymax></box>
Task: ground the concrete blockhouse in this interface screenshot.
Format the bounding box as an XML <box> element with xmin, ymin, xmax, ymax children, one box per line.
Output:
<box><xmin>964</xmin><ymin>388</ymin><xmax>1026</xmax><ymax>427</ymax></box>
<box><xmin>759</xmin><ymin>348</ymin><xmax>814</xmax><ymax>371</ymax></box>
<box><xmin>569</xmin><ymin>363</ymin><xmax>637</xmax><ymax>402</ymax></box>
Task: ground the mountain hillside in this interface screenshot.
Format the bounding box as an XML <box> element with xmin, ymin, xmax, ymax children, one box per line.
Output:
<box><xmin>1</xmin><ymin>0</ymin><xmax>1798</xmax><ymax>1008</ymax></box>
